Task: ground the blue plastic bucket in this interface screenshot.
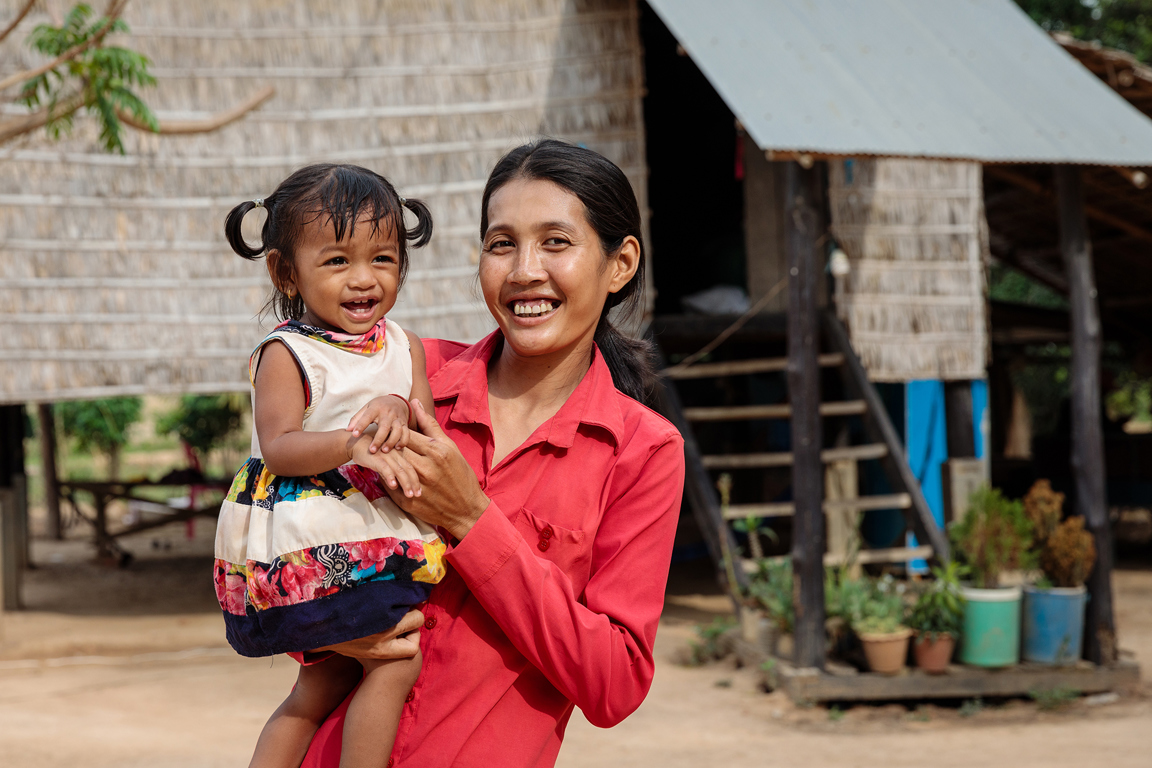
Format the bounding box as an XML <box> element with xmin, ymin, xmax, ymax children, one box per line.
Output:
<box><xmin>1022</xmin><ymin>585</ymin><xmax>1087</xmax><ymax>665</ymax></box>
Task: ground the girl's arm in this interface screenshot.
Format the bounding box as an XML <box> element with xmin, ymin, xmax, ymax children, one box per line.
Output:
<box><xmin>405</xmin><ymin>329</ymin><xmax>435</xmax><ymax>418</ymax></box>
<box><xmin>254</xmin><ymin>340</ymin><xmax>366</xmax><ymax>477</ymax></box>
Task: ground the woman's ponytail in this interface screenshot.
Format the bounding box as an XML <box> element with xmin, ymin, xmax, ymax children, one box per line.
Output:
<box><xmin>594</xmin><ymin>314</ymin><xmax>657</xmax><ymax>402</ymax></box>
<box><xmin>224</xmin><ymin>200</ymin><xmax>265</xmax><ymax>260</ymax></box>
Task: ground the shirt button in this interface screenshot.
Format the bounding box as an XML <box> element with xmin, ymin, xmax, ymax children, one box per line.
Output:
<box><xmin>405</xmin><ymin>690</ymin><xmax>415</xmax><ymax>703</ymax></box>
<box><xmin>387</xmin><ymin>759</ymin><xmax>394</xmax><ymax>768</ymax></box>
<box><xmin>538</xmin><ymin>539</ymin><xmax>550</xmax><ymax>552</ymax></box>
<box><xmin>541</xmin><ymin>526</ymin><xmax>554</xmax><ymax>539</ymax></box>
<box><xmin>424</xmin><ymin>616</ymin><xmax>437</xmax><ymax>630</ymax></box>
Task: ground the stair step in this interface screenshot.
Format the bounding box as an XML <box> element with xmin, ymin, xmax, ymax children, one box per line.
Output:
<box><xmin>721</xmin><ymin>493</ymin><xmax>912</xmax><ymax>520</ymax></box>
<box><xmin>740</xmin><ymin>545</ymin><xmax>934</xmax><ymax>572</ymax></box>
<box><xmin>684</xmin><ymin>400</ymin><xmax>867</xmax><ymax>422</ymax></box>
<box><xmin>663</xmin><ymin>353</ymin><xmax>845</xmax><ymax>380</ymax></box>
<box><xmin>702</xmin><ymin>443</ymin><xmax>888</xmax><ymax>469</ymax></box>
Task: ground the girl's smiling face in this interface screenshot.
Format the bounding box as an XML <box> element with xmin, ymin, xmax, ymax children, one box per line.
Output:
<box><xmin>271</xmin><ymin>213</ymin><xmax>401</xmax><ymax>334</ymax></box>
<box><xmin>480</xmin><ymin>177</ymin><xmax>639</xmax><ymax>362</ymax></box>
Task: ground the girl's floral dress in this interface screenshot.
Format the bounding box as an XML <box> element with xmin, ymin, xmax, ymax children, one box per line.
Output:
<box><xmin>214</xmin><ymin>317</ymin><xmax>445</xmax><ymax>657</ymax></box>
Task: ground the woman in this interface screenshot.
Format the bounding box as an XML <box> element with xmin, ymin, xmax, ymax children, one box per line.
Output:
<box><xmin>301</xmin><ymin>139</ymin><xmax>685</xmax><ymax>767</ymax></box>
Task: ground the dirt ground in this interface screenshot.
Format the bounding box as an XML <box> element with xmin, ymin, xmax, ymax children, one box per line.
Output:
<box><xmin>1</xmin><ymin>515</ymin><xmax>1150</xmax><ymax>768</ymax></box>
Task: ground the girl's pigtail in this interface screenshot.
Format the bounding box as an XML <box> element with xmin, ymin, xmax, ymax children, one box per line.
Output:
<box><xmin>401</xmin><ymin>197</ymin><xmax>434</xmax><ymax>249</ymax></box>
<box><xmin>225</xmin><ymin>200</ymin><xmax>265</xmax><ymax>260</ymax></box>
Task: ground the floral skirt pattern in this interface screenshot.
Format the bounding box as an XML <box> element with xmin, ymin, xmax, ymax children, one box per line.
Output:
<box><xmin>215</xmin><ymin>458</ymin><xmax>446</xmax><ymax>657</ymax></box>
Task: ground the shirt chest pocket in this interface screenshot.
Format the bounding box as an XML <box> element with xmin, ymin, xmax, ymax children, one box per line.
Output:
<box><xmin>515</xmin><ymin>507</ymin><xmax>593</xmax><ymax>588</ymax></box>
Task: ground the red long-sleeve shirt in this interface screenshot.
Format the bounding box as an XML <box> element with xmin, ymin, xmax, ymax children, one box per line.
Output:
<box><xmin>300</xmin><ymin>332</ymin><xmax>685</xmax><ymax>768</ymax></box>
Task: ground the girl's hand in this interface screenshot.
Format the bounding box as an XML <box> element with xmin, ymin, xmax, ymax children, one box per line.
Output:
<box><xmin>347</xmin><ymin>395</ymin><xmax>412</xmax><ymax>454</ymax></box>
<box><xmin>350</xmin><ymin>433</ymin><xmax>422</xmax><ymax>498</ymax></box>
<box><xmin>385</xmin><ymin>400</ymin><xmax>489</xmax><ymax>540</ymax></box>
<box><xmin>314</xmin><ymin>608</ymin><xmax>424</xmax><ymax>660</ymax></box>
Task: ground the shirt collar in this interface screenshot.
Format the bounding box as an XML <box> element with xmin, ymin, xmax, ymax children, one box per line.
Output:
<box><xmin>430</xmin><ymin>330</ymin><xmax>625</xmax><ymax>451</ymax></box>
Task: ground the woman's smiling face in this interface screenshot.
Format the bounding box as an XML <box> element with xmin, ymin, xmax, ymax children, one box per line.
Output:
<box><xmin>480</xmin><ymin>177</ymin><xmax>638</xmax><ymax>362</ymax></box>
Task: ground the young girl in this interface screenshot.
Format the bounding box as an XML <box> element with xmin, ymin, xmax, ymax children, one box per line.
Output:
<box><xmin>214</xmin><ymin>164</ymin><xmax>445</xmax><ymax>768</ymax></box>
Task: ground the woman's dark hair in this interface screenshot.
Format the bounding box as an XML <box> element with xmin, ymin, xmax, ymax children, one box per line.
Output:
<box><xmin>224</xmin><ymin>164</ymin><xmax>433</xmax><ymax>321</ymax></box>
<box><xmin>479</xmin><ymin>139</ymin><xmax>655</xmax><ymax>401</ymax></box>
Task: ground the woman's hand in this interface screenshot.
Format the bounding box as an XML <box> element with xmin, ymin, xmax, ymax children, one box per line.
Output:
<box><xmin>386</xmin><ymin>400</ymin><xmax>490</xmax><ymax>540</ymax></box>
<box><xmin>314</xmin><ymin>608</ymin><xmax>425</xmax><ymax>660</ymax></box>
<box><xmin>350</xmin><ymin>428</ymin><xmax>422</xmax><ymax>499</ymax></box>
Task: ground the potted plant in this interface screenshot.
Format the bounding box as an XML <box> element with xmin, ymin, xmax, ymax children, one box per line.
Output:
<box><xmin>851</xmin><ymin>575</ymin><xmax>911</xmax><ymax>675</ymax></box>
<box><xmin>907</xmin><ymin>561</ymin><xmax>966</xmax><ymax>673</ymax></box>
<box><xmin>1023</xmin><ymin>512</ymin><xmax>1096</xmax><ymax>665</ymax></box>
<box><xmin>949</xmin><ymin>486</ymin><xmax>1035</xmax><ymax>667</ymax></box>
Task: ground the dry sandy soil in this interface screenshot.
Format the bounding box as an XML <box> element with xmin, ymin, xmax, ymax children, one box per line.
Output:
<box><xmin>0</xmin><ymin>516</ymin><xmax>1149</xmax><ymax>768</ymax></box>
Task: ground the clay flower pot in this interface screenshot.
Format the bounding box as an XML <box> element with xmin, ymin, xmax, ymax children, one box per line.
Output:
<box><xmin>913</xmin><ymin>632</ymin><xmax>956</xmax><ymax>674</ymax></box>
<box><xmin>858</xmin><ymin>628</ymin><xmax>913</xmax><ymax>675</ymax></box>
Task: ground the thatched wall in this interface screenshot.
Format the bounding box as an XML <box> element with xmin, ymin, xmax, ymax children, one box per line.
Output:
<box><xmin>0</xmin><ymin>0</ymin><xmax>648</xmax><ymax>403</ymax></box>
<box><xmin>829</xmin><ymin>159</ymin><xmax>988</xmax><ymax>382</ymax></box>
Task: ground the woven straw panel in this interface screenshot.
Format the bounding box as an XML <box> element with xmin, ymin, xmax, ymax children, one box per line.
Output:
<box><xmin>829</xmin><ymin>158</ymin><xmax>989</xmax><ymax>382</ymax></box>
<box><xmin>0</xmin><ymin>0</ymin><xmax>648</xmax><ymax>403</ymax></box>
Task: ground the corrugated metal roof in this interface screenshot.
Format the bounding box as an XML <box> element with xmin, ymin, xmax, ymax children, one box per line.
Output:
<box><xmin>647</xmin><ymin>0</ymin><xmax>1152</xmax><ymax>165</ymax></box>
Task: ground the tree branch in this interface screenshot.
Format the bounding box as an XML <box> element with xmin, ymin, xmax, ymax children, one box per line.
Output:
<box><xmin>117</xmin><ymin>85</ymin><xmax>275</xmax><ymax>135</ymax></box>
<box><xmin>0</xmin><ymin>0</ymin><xmax>129</xmax><ymax>95</ymax></box>
<box><xmin>0</xmin><ymin>90</ymin><xmax>88</xmax><ymax>145</ymax></box>
<box><xmin>0</xmin><ymin>0</ymin><xmax>37</xmax><ymax>48</ymax></box>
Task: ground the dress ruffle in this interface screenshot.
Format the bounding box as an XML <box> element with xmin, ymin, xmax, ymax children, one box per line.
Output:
<box><xmin>214</xmin><ymin>458</ymin><xmax>446</xmax><ymax>657</ymax></box>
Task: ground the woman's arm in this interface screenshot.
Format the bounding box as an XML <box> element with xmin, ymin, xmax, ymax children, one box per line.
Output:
<box><xmin>254</xmin><ymin>340</ymin><xmax>371</xmax><ymax>476</ymax></box>
<box><xmin>390</xmin><ymin>404</ymin><xmax>685</xmax><ymax>727</ymax></box>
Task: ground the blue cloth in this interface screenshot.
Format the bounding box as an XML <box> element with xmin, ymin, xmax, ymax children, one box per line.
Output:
<box><xmin>905</xmin><ymin>380</ymin><xmax>948</xmax><ymax>573</ymax></box>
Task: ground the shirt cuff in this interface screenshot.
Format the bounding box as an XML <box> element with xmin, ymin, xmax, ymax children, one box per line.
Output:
<box><xmin>444</xmin><ymin>500</ymin><xmax>521</xmax><ymax>591</ymax></box>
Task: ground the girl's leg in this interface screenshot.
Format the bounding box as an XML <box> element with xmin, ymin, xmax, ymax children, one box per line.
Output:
<box><xmin>250</xmin><ymin>654</ymin><xmax>364</xmax><ymax>768</ymax></box>
<box><xmin>340</xmin><ymin>651</ymin><xmax>423</xmax><ymax>768</ymax></box>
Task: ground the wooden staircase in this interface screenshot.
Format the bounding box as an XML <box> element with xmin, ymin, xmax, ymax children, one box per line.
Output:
<box><xmin>652</xmin><ymin>312</ymin><xmax>949</xmax><ymax>590</ymax></box>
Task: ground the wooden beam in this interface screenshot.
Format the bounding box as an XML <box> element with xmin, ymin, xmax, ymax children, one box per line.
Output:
<box><xmin>37</xmin><ymin>404</ymin><xmax>63</xmax><ymax>540</ymax></box>
<box><xmin>785</xmin><ymin>161</ymin><xmax>825</xmax><ymax>671</ymax></box>
<box><xmin>1055</xmin><ymin>165</ymin><xmax>1117</xmax><ymax>666</ymax></box>
<box><xmin>651</xmin><ymin>375</ymin><xmax>748</xmax><ymax>599</ymax></box>
<box><xmin>662</xmin><ymin>353</ymin><xmax>843</xmax><ymax>380</ymax></box>
<box><xmin>986</xmin><ymin>166</ymin><xmax>1152</xmax><ymax>244</ymax></box>
<box><xmin>823</xmin><ymin>312</ymin><xmax>952</xmax><ymax>561</ymax></box>
<box><xmin>684</xmin><ymin>400</ymin><xmax>865</xmax><ymax>422</ymax></box>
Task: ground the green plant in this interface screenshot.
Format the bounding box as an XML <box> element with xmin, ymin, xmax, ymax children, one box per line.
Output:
<box><xmin>745</xmin><ymin>558</ymin><xmax>794</xmax><ymax>633</ymax></box>
<box><xmin>1029</xmin><ymin>685</ymin><xmax>1080</xmax><ymax>711</ymax></box>
<box><xmin>959</xmin><ymin>697</ymin><xmax>984</xmax><ymax>718</ymax></box>
<box><xmin>1040</xmin><ymin>517</ymin><xmax>1097</xmax><ymax>588</ymax></box>
<box><xmin>18</xmin><ymin>3</ymin><xmax>158</xmax><ymax>153</ymax></box>
<box><xmin>828</xmin><ymin>705</ymin><xmax>845</xmax><ymax>722</ymax></box>
<box><xmin>156</xmin><ymin>394</ymin><xmax>245</xmax><ymax>467</ymax></box>
<box><xmin>907</xmin><ymin>562</ymin><xmax>967</xmax><ymax>640</ymax></box>
<box><xmin>688</xmin><ymin>616</ymin><xmax>736</xmax><ymax>665</ymax></box>
<box><xmin>950</xmin><ymin>486</ymin><xmax>1036</xmax><ymax>589</ymax></box>
<box><xmin>1023</xmin><ymin>479</ymin><xmax>1064</xmax><ymax>546</ymax></box>
<box><xmin>851</xmin><ymin>574</ymin><xmax>907</xmax><ymax>636</ymax></box>
<box><xmin>57</xmin><ymin>396</ymin><xmax>142</xmax><ymax>479</ymax></box>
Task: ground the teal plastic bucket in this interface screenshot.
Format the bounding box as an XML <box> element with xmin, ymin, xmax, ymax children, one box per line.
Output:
<box><xmin>1022</xmin><ymin>585</ymin><xmax>1087</xmax><ymax>665</ymax></box>
<box><xmin>960</xmin><ymin>586</ymin><xmax>1021</xmax><ymax>667</ymax></box>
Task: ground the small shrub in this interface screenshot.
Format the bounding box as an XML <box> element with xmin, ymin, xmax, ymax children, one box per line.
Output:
<box><xmin>1041</xmin><ymin>517</ymin><xmax>1096</xmax><ymax>588</ymax></box>
<box><xmin>851</xmin><ymin>574</ymin><xmax>907</xmax><ymax>635</ymax></box>
<box><xmin>1030</xmin><ymin>685</ymin><xmax>1080</xmax><ymax>711</ymax></box>
<box><xmin>1023</xmin><ymin>479</ymin><xmax>1064</xmax><ymax>546</ymax></box>
<box><xmin>907</xmin><ymin>561</ymin><xmax>966</xmax><ymax>640</ymax></box>
<box><xmin>156</xmin><ymin>394</ymin><xmax>245</xmax><ymax>467</ymax></box>
<box><xmin>688</xmin><ymin>616</ymin><xmax>736</xmax><ymax>665</ymax></box>
<box><xmin>746</xmin><ymin>558</ymin><xmax>794</xmax><ymax>633</ymax></box>
<box><xmin>950</xmin><ymin>486</ymin><xmax>1035</xmax><ymax>588</ymax></box>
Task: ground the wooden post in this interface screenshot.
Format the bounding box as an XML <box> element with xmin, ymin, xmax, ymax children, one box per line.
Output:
<box><xmin>1055</xmin><ymin>165</ymin><xmax>1116</xmax><ymax>665</ymax></box>
<box><xmin>38</xmin><ymin>403</ymin><xmax>63</xmax><ymax>540</ymax></box>
<box><xmin>944</xmin><ymin>381</ymin><xmax>975</xmax><ymax>458</ymax></box>
<box><xmin>0</xmin><ymin>404</ymin><xmax>25</xmax><ymax>610</ymax></box>
<box><xmin>786</xmin><ymin>161</ymin><xmax>825</xmax><ymax>670</ymax></box>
